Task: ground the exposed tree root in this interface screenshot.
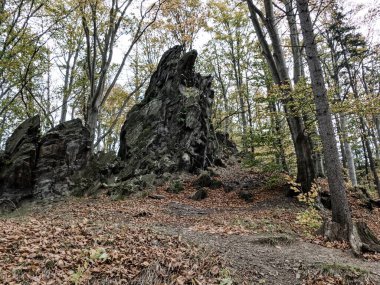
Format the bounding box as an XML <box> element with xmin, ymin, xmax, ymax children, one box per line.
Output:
<box><xmin>319</xmin><ymin>220</ymin><xmax>380</xmax><ymax>255</ymax></box>
<box><xmin>318</xmin><ymin>220</ymin><xmax>349</xmax><ymax>242</ymax></box>
<box><xmin>354</xmin><ymin>186</ymin><xmax>380</xmax><ymax>210</ymax></box>
<box><xmin>350</xmin><ymin>222</ymin><xmax>380</xmax><ymax>255</ymax></box>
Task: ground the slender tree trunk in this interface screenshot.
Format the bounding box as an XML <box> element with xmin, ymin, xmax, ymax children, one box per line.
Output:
<box><xmin>230</xmin><ymin>45</ymin><xmax>248</xmax><ymax>148</ymax></box>
<box><xmin>335</xmin><ymin>114</ymin><xmax>347</xmax><ymax>169</ymax></box>
<box><xmin>368</xmin><ymin>123</ymin><xmax>380</xmax><ymax>160</ymax></box>
<box><xmin>61</xmin><ymin>45</ymin><xmax>80</xmax><ymax>123</ymax></box>
<box><xmin>246</xmin><ymin>0</ymin><xmax>315</xmax><ymax>191</ymax></box>
<box><xmin>338</xmin><ymin>31</ymin><xmax>380</xmax><ymax>194</ymax></box>
<box><xmin>297</xmin><ymin>0</ymin><xmax>352</xmax><ymax>238</ymax></box>
<box><xmin>341</xmin><ymin>114</ymin><xmax>358</xmax><ymax>186</ymax></box>
<box><xmin>284</xmin><ymin>0</ymin><xmax>303</xmax><ymax>84</ymax></box>
<box><xmin>361</xmin><ymin>134</ymin><xmax>370</xmax><ymax>187</ymax></box>
<box><xmin>269</xmin><ymin>101</ymin><xmax>288</xmax><ymax>172</ymax></box>
<box><xmin>222</xmin><ymin>91</ymin><xmax>229</xmax><ymax>135</ymax></box>
<box><xmin>96</xmin><ymin>121</ymin><xmax>102</xmax><ymax>152</ymax></box>
<box><xmin>246</xmin><ymin>96</ymin><xmax>255</xmax><ymax>154</ymax></box>
<box><xmin>212</xmin><ymin>44</ymin><xmax>230</xmax><ymax>134</ymax></box>
<box><xmin>46</xmin><ymin>52</ymin><xmax>51</xmax><ymax>117</ymax></box>
<box><xmin>360</xmin><ymin>118</ymin><xmax>380</xmax><ymax>195</ymax></box>
<box><xmin>265</xmin><ymin>71</ymin><xmax>288</xmax><ymax>171</ymax></box>
<box><xmin>374</xmin><ymin>115</ymin><xmax>380</xmax><ymax>144</ymax></box>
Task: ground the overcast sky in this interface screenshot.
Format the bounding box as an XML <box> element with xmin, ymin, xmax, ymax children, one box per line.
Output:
<box><xmin>344</xmin><ymin>0</ymin><xmax>380</xmax><ymax>45</ymax></box>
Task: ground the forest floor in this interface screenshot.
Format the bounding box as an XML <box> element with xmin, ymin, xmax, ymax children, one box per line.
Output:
<box><xmin>1</xmin><ymin>162</ymin><xmax>380</xmax><ymax>285</ymax></box>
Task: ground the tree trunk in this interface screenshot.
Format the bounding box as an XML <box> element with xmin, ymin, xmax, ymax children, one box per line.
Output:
<box><xmin>297</xmin><ymin>0</ymin><xmax>352</xmax><ymax>238</ymax></box>
<box><xmin>340</xmin><ymin>114</ymin><xmax>358</xmax><ymax>186</ymax></box>
<box><xmin>86</xmin><ymin>105</ymin><xmax>99</xmax><ymax>150</ymax></box>
<box><xmin>335</xmin><ymin>114</ymin><xmax>347</xmax><ymax>169</ymax></box>
<box><xmin>60</xmin><ymin>55</ymin><xmax>72</xmax><ymax>123</ymax></box>
<box><xmin>360</xmin><ymin>118</ymin><xmax>380</xmax><ymax>196</ymax></box>
<box><xmin>369</xmin><ymin>123</ymin><xmax>380</xmax><ymax>160</ymax></box>
<box><xmin>245</xmin><ymin>78</ymin><xmax>255</xmax><ymax>154</ymax></box>
<box><xmin>246</xmin><ymin>0</ymin><xmax>315</xmax><ymax>191</ymax></box>
<box><xmin>284</xmin><ymin>0</ymin><xmax>303</xmax><ymax>84</ymax></box>
<box><xmin>375</xmin><ymin>115</ymin><xmax>380</xmax><ymax>145</ymax></box>
<box><xmin>60</xmin><ymin>45</ymin><xmax>80</xmax><ymax>123</ymax></box>
<box><xmin>269</xmin><ymin>101</ymin><xmax>288</xmax><ymax>172</ymax></box>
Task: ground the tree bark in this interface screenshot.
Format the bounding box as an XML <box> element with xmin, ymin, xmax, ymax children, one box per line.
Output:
<box><xmin>246</xmin><ymin>0</ymin><xmax>315</xmax><ymax>192</ymax></box>
<box><xmin>284</xmin><ymin>0</ymin><xmax>304</xmax><ymax>84</ymax></box>
<box><xmin>60</xmin><ymin>43</ymin><xmax>80</xmax><ymax>123</ymax></box>
<box><xmin>335</xmin><ymin>114</ymin><xmax>347</xmax><ymax>169</ymax></box>
<box><xmin>297</xmin><ymin>0</ymin><xmax>352</xmax><ymax>237</ymax></box>
<box><xmin>340</xmin><ymin>115</ymin><xmax>358</xmax><ymax>186</ymax></box>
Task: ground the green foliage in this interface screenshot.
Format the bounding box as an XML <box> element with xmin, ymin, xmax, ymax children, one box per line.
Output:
<box><xmin>297</xmin><ymin>183</ymin><xmax>319</xmax><ymax>206</ymax></box>
<box><xmin>89</xmin><ymin>248</ymin><xmax>109</xmax><ymax>262</ymax></box>
<box><xmin>264</xmin><ymin>173</ymin><xmax>287</xmax><ymax>190</ymax></box>
<box><xmin>291</xmin><ymin>182</ymin><xmax>322</xmax><ymax>234</ymax></box>
<box><xmin>218</xmin><ymin>268</ymin><xmax>234</xmax><ymax>285</ymax></box>
<box><xmin>70</xmin><ymin>248</ymin><xmax>109</xmax><ymax>284</ymax></box>
<box><xmin>296</xmin><ymin>207</ymin><xmax>322</xmax><ymax>232</ymax></box>
<box><xmin>166</xmin><ymin>180</ymin><xmax>184</xmax><ymax>194</ymax></box>
<box><xmin>70</xmin><ymin>264</ymin><xmax>86</xmax><ymax>285</ymax></box>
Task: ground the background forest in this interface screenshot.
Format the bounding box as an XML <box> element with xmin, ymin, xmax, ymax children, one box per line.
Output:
<box><xmin>1</xmin><ymin>0</ymin><xmax>380</xmax><ymax>193</ymax></box>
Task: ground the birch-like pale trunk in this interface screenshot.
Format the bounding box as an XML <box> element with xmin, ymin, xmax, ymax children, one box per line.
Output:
<box><xmin>340</xmin><ymin>114</ymin><xmax>358</xmax><ymax>187</ymax></box>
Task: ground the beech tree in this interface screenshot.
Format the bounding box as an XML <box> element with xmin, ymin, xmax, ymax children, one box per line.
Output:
<box><xmin>297</xmin><ymin>0</ymin><xmax>380</xmax><ymax>254</ymax></box>
<box><xmin>296</xmin><ymin>0</ymin><xmax>352</xmax><ymax>239</ymax></box>
<box><xmin>245</xmin><ymin>0</ymin><xmax>315</xmax><ymax>192</ymax></box>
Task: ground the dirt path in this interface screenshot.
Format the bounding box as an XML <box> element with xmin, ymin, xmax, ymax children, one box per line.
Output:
<box><xmin>153</xmin><ymin>224</ymin><xmax>380</xmax><ymax>284</ymax></box>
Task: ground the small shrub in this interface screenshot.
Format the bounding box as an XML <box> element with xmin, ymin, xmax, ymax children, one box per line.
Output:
<box><xmin>265</xmin><ymin>173</ymin><xmax>286</xmax><ymax>189</ymax></box>
<box><xmin>297</xmin><ymin>183</ymin><xmax>319</xmax><ymax>206</ymax></box>
<box><xmin>70</xmin><ymin>264</ymin><xmax>86</xmax><ymax>285</ymax></box>
<box><xmin>166</xmin><ymin>180</ymin><xmax>184</xmax><ymax>194</ymax></box>
<box><xmin>296</xmin><ymin>207</ymin><xmax>322</xmax><ymax>233</ymax></box>
<box><xmin>70</xmin><ymin>248</ymin><xmax>109</xmax><ymax>284</ymax></box>
<box><xmin>219</xmin><ymin>268</ymin><xmax>234</xmax><ymax>285</ymax></box>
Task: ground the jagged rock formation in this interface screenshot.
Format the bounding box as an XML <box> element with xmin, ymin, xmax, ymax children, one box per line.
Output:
<box><xmin>0</xmin><ymin>116</ymin><xmax>40</xmax><ymax>203</ymax></box>
<box><xmin>0</xmin><ymin>116</ymin><xmax>91</xmax><ymax>206</ymax></box>
<box><xmin>118</xmin><ymin>46</ymin><xmax>218</xmax><ymax>178</ymax></box>
<box><xmin>34</xmin><ymin>119</ymin><xmax>91</xmax><ymax>198</ymax></box>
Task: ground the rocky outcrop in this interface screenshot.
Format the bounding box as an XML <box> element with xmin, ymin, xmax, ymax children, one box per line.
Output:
<box><xmin>0</xmin><ymin>116</ymin><xmax>40</xmax><ymax>203</ymax></box>
<box><xmin>34</xmin><ymin>119</ymin><xmax>91</xmax><ymax>198</ymax></box>
<box><xmin>0</xmin><ymin>116</ymin><xmax>91</xmax><ymax>205</ymax></box>
<box><xmin>118</xmin><ymin>46</ymin><xmax>218</xmax><ymax>179</ymax></box>
<box><xmin>215</xmin><ymin>131</ymin><xmax>238</xmax><ymax>156</ymax></box>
